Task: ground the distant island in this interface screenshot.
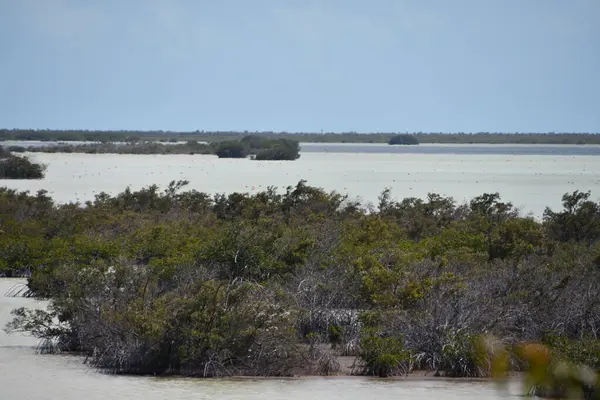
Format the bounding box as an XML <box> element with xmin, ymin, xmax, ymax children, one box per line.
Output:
<box><xmin>1</xmin><ymin>129</ymin><xmax>600</xmax><ymax>145</ymax></box>
<box><xmin>0</xmin><ymin>147</ymin><xmax>45</xmax><ymax>179</ymax></box>
<box><xmin>5</xmin><ymin>135</ymin><xmax>301</xmax><ymax>161</ymax></box>
<box><xmin>216</xmin><ymin>136</ymin><xmax>300</xmax><ymax>160</ymax></box>
<box><xmin>388</xmin><ymin>134</ymin><xmax>419</xmax><ymax>145</ymax></box>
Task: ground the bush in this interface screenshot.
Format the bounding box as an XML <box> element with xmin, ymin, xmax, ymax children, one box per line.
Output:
<box><xmin>0</xmin><ymin>154</ymin><xmax>46</xmax><ymax>179</ymax></box>
<box><xmin>355</xmin><ymin>311</ymin><xmax>410</xmax><ymax>377</ymax></box>
<box><xmin>253</xmin><ymin>139</ymin><xmax>300</xmax><ymax>160</ymax></box>
<box><xmin>358</xmin><ymin>335</ymin><xmax>410</xmax><ymax>377</ymax></box>
<box><xmin>215</xmin><ymin>141</ymin><xmax>247</xmax><ymax>158</ymax></box>
<box><xmin>6</xmin><ymin>146</ymin><xmax>26</xmax><ymax>153</ymax></box>
<box><xmin>240</xmin><ymin>135</ymin><xmax>272</xmax><ymax>149</ymax></box>
<box><xmin>543</xmin><ymin>335</ymin><xmax>600</xmax><ymax>371</ymax></box>
<box><xmin>7</xmin><ymin>261</ymin><xmax>306</xmax><ymax>376</ymax></box>
<box><xmin>214</xmin><ymin>136</ymin><xmax>300</xmax><ymax>160</ymax></box>
<box><xmin>437</xmin><ymin>331</ymin><xmax>482</xmax><ymax>377</ymax></box>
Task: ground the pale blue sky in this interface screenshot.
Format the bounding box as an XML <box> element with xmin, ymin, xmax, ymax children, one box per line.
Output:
<box><xmin>1</xmin><ymin>0</ymin><xmax>598</xmax><ymax>132</ymax></box>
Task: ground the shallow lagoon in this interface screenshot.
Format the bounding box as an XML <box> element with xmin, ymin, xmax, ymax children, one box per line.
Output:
<box><xmin>1</xmin><ymin>143</ymin><xmax>599</xmax><ymax>218</ymax></box>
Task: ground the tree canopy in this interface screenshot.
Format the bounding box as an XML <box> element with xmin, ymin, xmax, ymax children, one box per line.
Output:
<box><xmin>1</xmin><ymin>182</ymin><xmax>599</xmax><ymax>389</ymax></box>
<box><xmin>0</xmin><ymin>147</ymin><xmax>46</xmax><ymax>179</ymax></box>
<box><xmin>216</xmin><ymin>136</ymin><xmax>300</xmax><ymax>160</ymax></box>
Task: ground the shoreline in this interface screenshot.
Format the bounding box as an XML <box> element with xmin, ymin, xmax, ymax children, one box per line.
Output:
<box><xmin>3</xmin><ymin>130</ymin><xmax>600</xmax><ymax>146</ymax></box>
<box><xmin>147</xmin><ymin>373</ymin><xmax>521</xmax><ymax>382</ymax></box>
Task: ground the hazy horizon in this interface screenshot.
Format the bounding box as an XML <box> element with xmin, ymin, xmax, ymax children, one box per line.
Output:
<box><xmin>1</xmin><ymin>1</ymin><xmax>598</xmax><ymax>133</ymax></box>
<box><xmin>2</xmin><ymin>129</ymin><xmax>599</xmax><ymax>135</ymax></box>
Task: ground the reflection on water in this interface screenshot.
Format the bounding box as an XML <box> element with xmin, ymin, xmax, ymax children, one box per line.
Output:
<box><xmin>0</xmin><ymin>144</ymin><xmax>599</xmax><ymax>218</ymax></box>
<box><xmin>0</xmin><ymin>279</ymin><xmax>522</xmax><ymax>399</ymax></box>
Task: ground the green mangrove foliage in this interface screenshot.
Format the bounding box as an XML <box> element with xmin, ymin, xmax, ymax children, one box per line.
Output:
<box><xmin>16</xmin><ymin>135</ymin><xmax>300</xmax><ymax>160</ymax></box>
<box><xmin>253</xmin><ymin>140</ymin><xmax>300</xmax><ymax>160</ymax></box>
<box><xmin>21</xmin><ymin>141</ymin><xmax>213</xmax><ymax>155</ymax></box>
<box><xmin>187</xmin><ymin>136</ymin><xmax>300</xmax><ymax>160</ymax></box>
<box><xmin>214</xmin><ymin>141</ymin><xmax>247</xmax><ymax>158</ymax></box>
<box><xmin>2</xmin><ymin>182</ymin><xmax>600</xmax><ymax>384</ymax></box>
<box><xmin>0</xmin><ymin>147</ymin><xmax>46</xmax><ymax>179</ymax></box>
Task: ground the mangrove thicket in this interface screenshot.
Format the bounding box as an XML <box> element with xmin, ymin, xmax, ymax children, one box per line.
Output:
<box><xmin>1</xmin><ymin>182</ymin><xmax>599</xmax><ymax>385</ymax></box>
<box><xmin>13</xmin><ymin>136</ymin><xmax>301</xmax><ymax>160</ymax></box>
<box><xmin>0</xmin><ymin>147</ymin><xmax>46</xmax><ymax>179</ymax></box>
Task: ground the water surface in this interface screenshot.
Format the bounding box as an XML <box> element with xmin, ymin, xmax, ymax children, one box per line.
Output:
<box><xmin>302</xmin><ymin>142</ymin><xmax>600</xmax><ymax>156</ymax></box>
<box><xmin>1</xmin><ymin>143</ymin><xmax>599</xmax><ymax>218</ymax></box>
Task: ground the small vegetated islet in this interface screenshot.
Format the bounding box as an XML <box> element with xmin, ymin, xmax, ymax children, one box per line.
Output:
<box><xmin>3</xmin><ymin>128</ymin><xmax>600</xmax><ymax>145</ymax></box>
<box><xmin>16</xmin><ymin>136</ymin><xmax>301</xmax><ymax>160</ymax></box>
<box><xmin>214</xmin><ymin>137</ymin><xmax>300</xmax><ymax>160</ymax></box>
<box><xmin>0</xmin><ymin>147</ymin><xmax>45</xmax><ymax>179</ymax></box>
<box><xmin>1</xmin><ymin>181</ymin><xmax>600</xmax><ymax>395</ymax></box>
<box><xmin>388</xmin><ymin>134</ymin><xmax>419</xmax><ymax>145</ymax></box>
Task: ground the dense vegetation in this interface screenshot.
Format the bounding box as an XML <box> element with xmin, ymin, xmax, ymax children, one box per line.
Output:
<box><xmin>12</xmin><ymin>136</ymin><xmax>300</xmax><ymax>160</ymax></box>
<box><xmin>388</xmin><ymin>134</ymin><xmax>419</xmax><ymax>145</ymax></box>
<box><xmin>16</xmin><ymin>141</ymin><xmax>213</xmax><ymax>155</ymax></box>
<box><xmin>2</xmin><ymin>129</ymin><xmax>600</xmax><ymax>145</ymax></box>
<box><xmin>214</xmin><ymin>141</ymin><xmax>247</xmax><ymax>158</ymax></box>
<box><xmin>215</xmin><ymin>137</ymin><xmax>300</xmax><ymax>160</ymax></box>
<box><xmin>0</xmin><ymin>147</ymin><xmax>45</xmax><ymax>179</ymax></box>
<box><xmin>252</xmin><ymin>138</ymin><xmax>300</xmax><ymax>160</ymax></box>
<box><xmin>2</xmin><ymin>182</ymin><xmax>600</xmax><ymax>387</ymax></box>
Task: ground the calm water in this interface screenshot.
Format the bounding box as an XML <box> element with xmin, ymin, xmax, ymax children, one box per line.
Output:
<box><xmin>302</xmin><ymin>142</ymin><xmax>600</xmax><ymax>156</ymax></box>
<box><xmin>1</xmin><ymin>143</ymin><xmax>599</xmax><ymax>218</ymax></box>
<box><xmin>0</xmin><ymin>279</ymin><xmax>522</xmax><ymax>399</ymax></box>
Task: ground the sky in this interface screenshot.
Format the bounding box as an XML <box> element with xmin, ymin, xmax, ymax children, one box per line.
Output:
<box><xmin>0</xmin><ymin>0</ymin><xmax>599</xmax><ymax>133</ymax></box>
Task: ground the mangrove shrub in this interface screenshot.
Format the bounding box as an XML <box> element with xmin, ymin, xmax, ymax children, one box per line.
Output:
<box><xmin>2</xmin><ymin>182</ymin><xmax>600</xmax><ymax>384</ymax></box>
<box><xmin>0</xmin><ymin>149</ymin><xmax>46</xmax><ymax>179</ymax></box>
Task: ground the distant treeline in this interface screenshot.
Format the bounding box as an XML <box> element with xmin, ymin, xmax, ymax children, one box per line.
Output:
<box><xmin>6</xmin><ymin>136</ymin><xmax>301</xmax><ymax>160</ymax></box>
<box><xmin>0</xmin><ymin>147</ymin><xmax>45</xmax><ymax>179</ymax></box>
<box><xmin>388</xmin><ymin>134</ymin><xmax>419</xmax><ymax>145</ymax></box>
<box><xmin>216</xmin><ymin>136</ymin><xmax>301</xmax><ymax>160</ymax></box>
<box><xmin>12</xmin><ymin>141</ymin><xmax>214</xmax><ymax>156</ymax></box>
<box><xmin>2</xmin><ymin>129</ymin><xmax>600</xmax><ymax>145</ymax></box>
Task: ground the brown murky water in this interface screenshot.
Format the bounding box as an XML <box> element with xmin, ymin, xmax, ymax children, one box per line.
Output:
<box><xmin>0</xmin><ymin>280</ymin><xmax>526</xmax><ymax>399</ymax></box>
